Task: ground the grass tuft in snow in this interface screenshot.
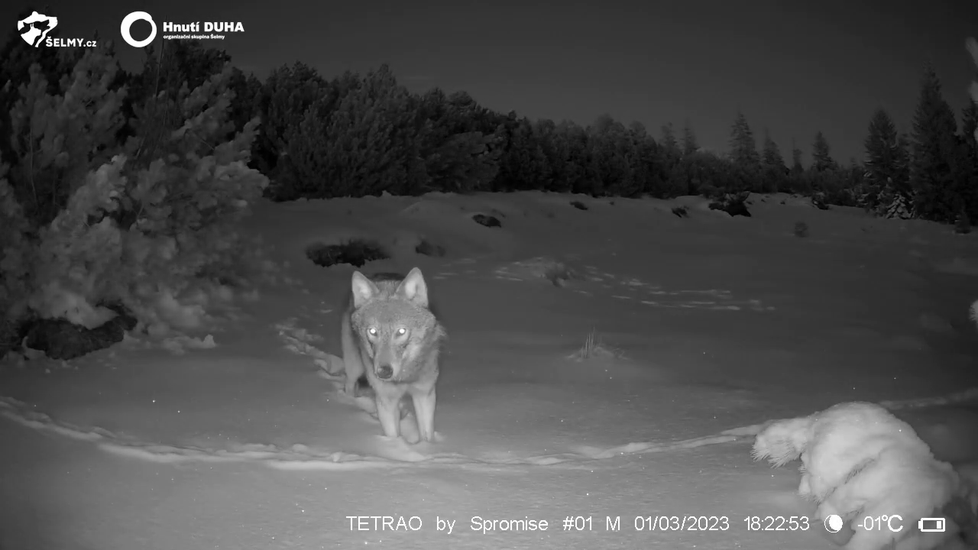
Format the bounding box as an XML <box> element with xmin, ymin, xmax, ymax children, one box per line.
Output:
<box><xmin>567</xmin><ymin>328</ymin><xmax>624</xmax><ymax>361</ymax></box>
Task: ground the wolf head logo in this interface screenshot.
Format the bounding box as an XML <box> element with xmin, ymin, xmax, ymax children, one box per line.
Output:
<box><xmin>17</xmin><ymin>11</ymin><xmax>58</xmax><ymax>48</ymax></box>
<box><xmin>349</xmin><ymin>268</ymin><xmax>442</xmax><ymax>382</ymax></box>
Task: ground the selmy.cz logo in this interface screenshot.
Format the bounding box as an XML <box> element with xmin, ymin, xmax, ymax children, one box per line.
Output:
<box><xmin>120</xmin><ymin>11</ymin><xmax>245</xmax><ymax>48</ymax></box>
<box><xmin>17</xmin><ymin>11</ymin><xmax>97</xmax><ymax>48</ymax></box>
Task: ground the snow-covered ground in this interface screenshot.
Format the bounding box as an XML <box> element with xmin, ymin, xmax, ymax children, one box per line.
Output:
<box><xmin>2</xmin><ymin>191</ymin><xmax>977</xmax><ymax>550</ymax></box>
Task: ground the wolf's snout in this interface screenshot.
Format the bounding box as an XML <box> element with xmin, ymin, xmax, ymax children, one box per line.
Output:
<box><xmin>376</xmin><ymin>365</ymin><xmax>394</xmax><ymax>380</ymax></box>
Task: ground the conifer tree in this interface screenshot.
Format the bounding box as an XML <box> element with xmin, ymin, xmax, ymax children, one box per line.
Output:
<box><xmin>130</xmin><ymin>40</ymin><xmax>230</xmax><ymax>104</ymax></box>
<box><xmin>759</xmin><ymin>129</ymin><xmax>787</xmax><ymax>192</ymax></box>
<box><xmin>2</xmin><ymin>46</ymin><xmax>267</xmax><ymax>335</ymax></box>
<box><xmin>864</xmin><ymin>110</ymin><xmax>904</xmax><ymax>187</ymax></box>
<box><xmin>660</xmin><ymin>123</ymin><xmax>680</xmax><ymax>158</ymax></box>
<box><xmin>414</xmin><ymin>87</ymin><xmax>500</xmax><ymax>193</ymax></box>
<box><xmin>682</xmin><ymin>120</ymin><xmax>699</xmax><ymax>157</ymax></box>
<box><xmin>790</xmin><ymin>139</ymin><xmax>804</xmax><ymax>175</ymax></box>
<box><xmin>533</xmin><ymin>119</ymin><xmax>563</xmax><ymax>191</ymax></box>
<box><xmin>7</xmin><ymin>47</ymin><xmax>127</xmax><ymax>229</ymax></box>
<box><xmin>251</xmin><ymin>62</ymin><xmax>328</xmax><ymax>188</ymax></box>
<box><xmin>909</xmin><ymin>65</ymin><xmax>963</xmax><ymax>222</ymax></box>
<box><xmin>586</xmin><ymin>114</ymin><xmax>639</xmax><ymax>196</ymax></box>
<box><xmin>760</xmin><ymin>129</ymin><xmax>785</xmax><ymax>170</ymax></box>
<box><xmin>811</xmin><ymin>131</ymin><xmax>835</xmax><ymax>172</ymax></box>
<box><xmin>628</xmin><ymin>121</ymin><xmax>663</xmax><ymax>195</ymax></box>
<box><xmin>304</xmin><ymin>64</ymin><xmax>430</xmax><ymax>197</ymax></box>
<box><xmin>553</xmin><ymin>120</ymin><xmax>590</xmax><ymax>194</ymax></box>
<box><xmin>729</xmin><ymin>111</ymin><xmax>760</xmax><ymax>177</ymax></box>
<box><xmin>968</xmin><ymin>38</ymin><xmax>978</xmax><ymax>143</ymax></box>
<box><xmin>959</xmin><ymin>97</ymin><xmax>978</xmax><ymax>224</ymax></box>
<box><xmin>962</xmin><ymin>38</ymin><xmax>978</xmax><ymax>223</ymax></box>
<box><xmin>494</xmin><ymin>114</ymin><xmax>549</xmax><ymax>191</ymax></box>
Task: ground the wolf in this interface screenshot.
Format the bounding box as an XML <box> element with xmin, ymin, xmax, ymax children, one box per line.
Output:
<box><xmin>753</xmin><ymin>402</ymin><xmax>978</xmax><ymax>550</ymax></box>
<box><xmin>340</xmin><ymin>268</ymin><xmax>447</xmax><ymax>443</ymax></box>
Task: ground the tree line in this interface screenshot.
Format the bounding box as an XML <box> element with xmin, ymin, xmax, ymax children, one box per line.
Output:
<box><xmin>3</xmin><ymin>34</ymin><xmax>975</xmax><ymax>228</ymax></box>
<box><xmin>1</xmin><ymin>23</ymin><xmax>977</xmax><ymax>355</ymax></box>
<box><xmin>232</xmin><ymin>43</ymin><xmax>975</xmax><ymax>225</ymax></box>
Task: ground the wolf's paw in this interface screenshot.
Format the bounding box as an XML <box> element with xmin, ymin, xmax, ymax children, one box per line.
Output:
<box><xmin>354</xmin><ymin>395</ymin><xmax>378</xmax><ymax>415</ymax></box>
<box><xmin>399</xmin><ymin>416</ymin><xmax>420</xmax><ymax>444</ymax></box>
<box><xmin>408</xmin><ymin>431</ymin><xmax>444</xmax><ymax>446</ymax></box>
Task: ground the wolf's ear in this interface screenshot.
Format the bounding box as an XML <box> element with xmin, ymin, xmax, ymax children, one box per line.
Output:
<box><xmin>351</xmin><ymin>271</ymin><xmax>379</xmax><ymax>308</ymax></box>
<box><xmin>396</xmin><ymin>267</ymin><xmax>429</xmax><ymax>307</ymax></box>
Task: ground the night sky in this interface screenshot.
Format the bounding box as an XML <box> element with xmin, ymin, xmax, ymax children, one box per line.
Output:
<box><xmin>4</xmin><ymin>0</ymin><xmax>978</xmax><ymax>165</ymax></box>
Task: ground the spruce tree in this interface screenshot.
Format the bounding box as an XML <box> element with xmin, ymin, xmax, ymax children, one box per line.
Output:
<box><xmin>586</xmin><ymin>114</ymin><xmax>633</xmax><ymax>196</ymax></box>
<box><xmin>790</xmin><ymin>139</ymin><xmax>804</xmax><ymax>174</ymax></box>
<box><xmin>729</xmin><ymin>111</ymin><xmax>760</xmax><ymax>171</ymax></box>
<box><xmin>968</xmin><ymin>38</ymin><xmax>978</xmax><ymax>143</ymax></box>
<box><xmin>496</xmin><ymin>115</ymin><xmax>548</xmax><ymax>191</ymax></box>
<box><xmin>963</xmin><ymin>103</ymin><xmax>978</xmax><ymax>169</ymax></box>
<box><xmin>553</xmin><ymin>120</ymin><xmax>590</xmax><ymax>195</ymax></box>
<box><xmin>909</xmin><ymin>65</ymin><xmax>963</xmax><ymax>222</ymax></box>
<box><xmin>315</xmin><ymin>64</ymin><xmax>430</xmax><ymax>196</ymax></box>
<box><xmin>682</xmin><ymin>120</ymin><xmax>699</xmax><ymax>157</ymax></box>
<box><xmin>660</xmin><ymin>123</ymin><xmax>680</xmax><ymax>157</ymax></box>
<box><xmin>864</xmin><ymin>110</ymin><xmax>902</xmax><ymax>188</ymax></box>
<box><xmin>628</xmin><ymin>121</ymin><xmax>663</xmax><ymax>195</ymax></box>
<box><xmin>812</xmin><ymin>131</ymin><xmax>835</xmax><ymax>172</ymax></box>
<box><xmin>8</xmin><ymin>47</ymin><xmax>127</xmax><ymax>229</ymax></box>
<box><xmin>2</xmin><ymin>47</ymin><xmax>267</xmax><ymax>336</ymax></box>
<box><xmin>861</xmin><ymin>109</ymin><xmax>914</xmax><ymax>217</ymax></box>
<box><xmin>251</xmin><ymin>62</ymin><xmax>328</xmax><ymax>189</ymax></box>
<box><xmin>963</xmin><ymin>38</ymin><xmax>978</xmax><ymax>224</ymax></box>
<box><xmin>761</xmin><ymin>129</ymin><xmax>786</xmax><ymax>171</ymax></box>
<box><xmin>958</xmin><ymin>101</ymin><xmax>978</xmax><ymax>224</ymax></box>
<box><xmin>759</xmin><ymin>129</ymin><xmax>787</xmax><ymax>193</ymax></box>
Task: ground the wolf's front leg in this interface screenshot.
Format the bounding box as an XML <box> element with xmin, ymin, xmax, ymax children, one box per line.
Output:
<box><xmin>340</xmin><ymin>317</ymin><xmax>365</xmax><ymax>396</ymax></box>
<box><xmin>375</xmin><ymin>393</ymin><xmax>402</xmax><ymax>439</ymax></box>
<box><xmin>798</xmin><ymin>471</ymin><xmax>813</xmax><ymax>499</ymax></box>
<box><xmin>411</xmin><ymin>386</ymin><xmax>437</xmax><ymax>443</ymax></box>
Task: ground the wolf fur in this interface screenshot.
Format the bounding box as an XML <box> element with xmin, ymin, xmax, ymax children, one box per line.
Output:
<box><xmin>340</xmin><ymin>268</ymin><xmax>447</xmax><ymax>443</ymax></box>
<box><xmin>752</xmin><ymin>402</ymin><xmax>978</xmax><ymax>550</ymax></box>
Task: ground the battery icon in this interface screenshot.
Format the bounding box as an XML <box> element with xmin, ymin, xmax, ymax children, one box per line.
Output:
<box><xmin>917</xmin><ymin>518</ymin><xmax>945</xmax><ymax>533</ymax></box>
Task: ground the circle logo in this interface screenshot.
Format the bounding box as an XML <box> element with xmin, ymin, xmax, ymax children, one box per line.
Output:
<box><xmin>120</xmin><ymin>11</ymin><xmax>156</xmax><ymax>48</ymax></box>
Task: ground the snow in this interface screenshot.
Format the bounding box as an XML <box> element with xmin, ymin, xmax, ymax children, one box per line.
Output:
<box><xmin>1</xmin><ymin>191</ymin><xmax>977</xmax><ymax>550</ymax></box>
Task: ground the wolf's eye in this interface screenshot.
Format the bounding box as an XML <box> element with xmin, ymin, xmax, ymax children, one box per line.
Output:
<box><xmin>367</xmin><ymin>327</ymin><xmax>378</xmax><ymax>336</ymax></box>
<box><xmin>395</xmin><ymin>328</ymin><xmax>407</xmax><ymax>336</ymax></box>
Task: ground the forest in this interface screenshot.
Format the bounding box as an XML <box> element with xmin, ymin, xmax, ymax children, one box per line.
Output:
<box><xmin>1</xmin><ymin>27</ymin><xmax>977</xmax><ymax>357</ymax></box>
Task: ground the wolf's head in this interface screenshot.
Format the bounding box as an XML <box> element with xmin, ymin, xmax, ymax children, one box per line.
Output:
<box><xmin>349</xmin><ymin>267</ymin><xmax>442</xmax><ymax>382</ymax></box>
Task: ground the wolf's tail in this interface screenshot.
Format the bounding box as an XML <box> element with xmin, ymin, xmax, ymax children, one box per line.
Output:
<box><xmin>751</xmin><ymin>417</ymin><xmax>812</xmax><ymax>467</ymax></box>
<box><xmin>939</xmin><ymin>472</ymin><xmax>978</xmax><ymax>550</ymax></box>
